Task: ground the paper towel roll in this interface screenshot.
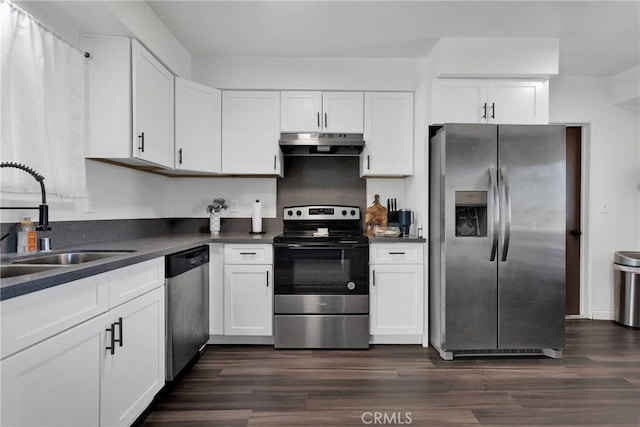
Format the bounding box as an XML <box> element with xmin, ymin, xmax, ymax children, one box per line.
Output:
<box><xmin>251</xmin><ymin>199</ymin><xmax>262</xmax><ymax>233</ymax></box>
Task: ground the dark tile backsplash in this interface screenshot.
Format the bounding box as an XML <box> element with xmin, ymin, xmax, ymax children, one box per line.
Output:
<box><xmin>276</xmin><ymin>156</ymin><xmax>366</xmax><ymax>221</ymax></box>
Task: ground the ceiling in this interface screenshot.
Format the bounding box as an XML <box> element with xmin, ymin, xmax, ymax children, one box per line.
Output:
<box><xmin>20</xmin><ymin>1</ymin><xmax>640</xmax><ymax>77</ymax></box>
<box><xmin>144</xmin><ymin>0</ymin><xmax>640</xmax><ymax>77</ymax></box>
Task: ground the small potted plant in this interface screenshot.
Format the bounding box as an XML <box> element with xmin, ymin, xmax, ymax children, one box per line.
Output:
<box><xmin>206</xmin><ymin>198</ymin><xmax>228</xmax><ymax>235</ymax></box>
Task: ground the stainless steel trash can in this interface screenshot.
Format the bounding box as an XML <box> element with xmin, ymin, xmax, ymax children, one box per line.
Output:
<box><xmin>613</xmin><ymin>251</ymin><xmax>640</xmax><ymax>328</ymax></box>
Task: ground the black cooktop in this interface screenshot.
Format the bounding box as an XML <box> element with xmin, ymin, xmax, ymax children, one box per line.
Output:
<box><xmin>273</xmin><ymin>231</ymin><xmax>368</xmax><ymax>244</ymax></box>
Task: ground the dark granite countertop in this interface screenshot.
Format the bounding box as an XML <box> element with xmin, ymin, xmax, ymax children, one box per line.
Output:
<box><xmin>368</xmin><ymin>235</ymin><xmax>426</xmax><ymax>243</ymax></box>
<box><xmin>1</xmin><ymin>231</ymin><xmax>425</xmax><ymax>301</ymax></box>
<box><xmin>1</xmin><ymin>232</ymin><xmax>278</xmax><ymax>301</ymax></box>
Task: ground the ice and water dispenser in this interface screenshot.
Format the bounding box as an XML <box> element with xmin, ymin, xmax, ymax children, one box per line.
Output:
<box><xmin>455</xmin><ymin>191</ymin><xmax>487</xmax><ymax>237</ymax></box>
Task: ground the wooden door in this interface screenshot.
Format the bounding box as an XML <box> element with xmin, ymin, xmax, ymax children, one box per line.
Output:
<box><xmin>566</xmin><ymin>126</ymin><xmax>582</xmax><ymax>315</ymax></box>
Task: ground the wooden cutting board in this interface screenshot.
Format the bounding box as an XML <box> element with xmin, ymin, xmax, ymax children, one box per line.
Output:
<box><xmin>365</xmin><ymin>194</ymin><xmax>388</xmax><ymax>232</ymax></box>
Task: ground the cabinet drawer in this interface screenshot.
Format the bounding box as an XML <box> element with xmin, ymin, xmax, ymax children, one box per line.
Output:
<box><xmin>369</xmin><ymin>244</ymin><xmax>424</xmax><ymax>264</ymax></box>
<box><xmin>1</xmin><ymin>275</ymin><xmax>109</xmax><ymax>360</ymax></box>
<box><xmin>109</xmin><ymin>258</ymin><xmax>164</xmax><ymax>308</ymax></box>
<box><xmin>224</xmin><ymin>244</ymin><xmax>273</xmax><ymax>264</ymax></box>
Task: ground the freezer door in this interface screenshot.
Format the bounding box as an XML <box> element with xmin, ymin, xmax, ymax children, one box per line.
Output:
<box><xmin>442</xmin><ymin>124</ymin><xmax>499</xmax><ymax>350</ymax></box>
<box><xmin>497</xmin><ymin>125</ymin><xmax>566</xmax><ymax>350</ymax></box>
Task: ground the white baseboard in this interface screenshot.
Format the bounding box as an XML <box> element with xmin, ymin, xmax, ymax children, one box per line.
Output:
<box><xmin>208</xmin><ymin>335</ymin><xmax>274</xmax><ymax>345</ymax></box>
<box><xmin>370</xmin><ymin>335</ymin><xmax>422</xmax><ymax>344</ymax></box>
<box><xmin>592</xmin><ymin>309</ymin><xmax>614</xmax><ymax>320</ymax></box>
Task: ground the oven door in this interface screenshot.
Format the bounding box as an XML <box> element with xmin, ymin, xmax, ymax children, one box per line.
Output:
<box><xmin>274</xmin><ymin>243</ymin><xmax>369</xmax><ymax>296</ymax></box>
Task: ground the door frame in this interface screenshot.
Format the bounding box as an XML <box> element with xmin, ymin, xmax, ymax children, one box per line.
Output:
<box><xmin>563</xmin><ymin>123</ymin><xmax>591</xmax><ymax>319</ymax></box>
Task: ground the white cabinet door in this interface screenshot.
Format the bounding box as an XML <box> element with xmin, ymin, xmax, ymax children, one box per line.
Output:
<box><xmin>224</xmin><ymin>264</ymin><xmax>273</xmax><ymax>336</ymax></box>
<box><xmin>281</xmin><ymin>91</ymin><xmax>322</xmax><ymax>132</ymax></box>
<box><xmin>101</xmin><ymin>287</ymin><xmax>165</xmax><ymax>427</ymax></box>
<box><xmin>370</xmin><ymin>264</ymin><xmax>424</xmax><ymax>335</ymax></box>
<box><xmin>431</xmin><ymin>79</ymin><xmax>488</xmax><ymax>124</ymax></box>
<box><xmin>487</xmin><ymin>80</ymin><xmax>549</xmax><ymax>124</ymax></box>
<box><xmin>431</xmin><ymin>79</ymin><xmax>549</xmax><ymax>125</ymax></box>
<box><xmin>132</xmin><ymin>40</ymin><xmax>175</xmax><ymax>168</ymax></box>
<box><xmin>322</xmin><ymin>91</ymin><xmax>364</xmax><ymax>133</ymax></box>
<box><xmin>361</xmin><ymin>92</ymin><xmax>414</xmax><ymax>177</ymax></box>
<box><xmin>175</xmin><ymin>78</ymin><xmax>222</xmax><ymax>173</ymax></box>
<box><xmin>0</xmin><ymin>314</ymin><xmax>104</xmax><ymax>427</ymax></box>
<box><xmin>221</xmin><ymin>91</ymin><xmax>282</xmax><ymax>175</ymax></box>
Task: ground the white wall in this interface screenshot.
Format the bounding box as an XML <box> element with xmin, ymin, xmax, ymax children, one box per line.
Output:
<box><xmin>192</xmin><ymin>56</ymin><xmax>423</xmax><ymax>91</ymax></box>
<box><xmin>1</xmin><ymin>161</ymin><xmax>277</xmax><ymax>224</ymax></box>
<box><xmin>550</xmin><ymin>76</ymin><xmax>640</xmax><ymax>319</ymax></box>
<box><xmin>430</xmin><ymin>38</ymin><xmax>559</xmax><ymax>78</ymax></box>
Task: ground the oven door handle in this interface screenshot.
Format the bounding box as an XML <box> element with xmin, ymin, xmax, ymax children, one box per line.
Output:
<box><xmin>282</xmin><ymin>243</ymin><xmax>368</xmax><ymax>249</ymax></box>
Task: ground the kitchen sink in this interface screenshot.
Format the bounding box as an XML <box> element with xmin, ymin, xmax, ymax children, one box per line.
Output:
<box><xmin>0</xmin><ymin>264</ymin><xmax>66</xmax><ymax>278</ymax></box>
<box><xmin>11</xmin><ymin>250</ymin><xmax>136</xmax><ymax>266</ymax></box>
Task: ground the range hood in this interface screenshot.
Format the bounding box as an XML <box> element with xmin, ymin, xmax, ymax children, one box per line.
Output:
<box><xmin>279</xmin><ymin>133</ymin><xmax>365</xmax><ymax>156</ymax></box>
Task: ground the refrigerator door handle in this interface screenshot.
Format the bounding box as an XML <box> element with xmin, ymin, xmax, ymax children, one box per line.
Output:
<box><xmin>500</xmin><ymin>166</ymin><xmax>512</xmax><ymax>261</ymax></box>
<box><xmin>489</xmin><ymin>167</ymin><xmax>499</xmax><ymax>261</ymax></box>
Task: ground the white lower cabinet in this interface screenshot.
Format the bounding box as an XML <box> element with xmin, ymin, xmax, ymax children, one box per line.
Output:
<box><xmin>370</xmin><ymin>264</ymin><xmax>424</xmax><ymax>335</ymax></box>
<box><xmin>222</xmin><ymin>244</ymin><xmax>273</xmax><ymax>337</ymax></box>
<box><xmin>1</xmin><ymin>313</ymin><xmax>105</xmax><ymax>427</ymax></box>
<box><xmin>224</xmin><ymin>264</ymin><xmax>273</xmax><ymax>336</ymax></box>
<box><xmin>369</xmin><ymin>243</ymin><xmax>424</xmax><ymax>343</ymax></box>
<box><xmin>0</xmin><ymin>258</ymin><xmax>165</xmax><ymax>427</ymax></box>
<box><xmin>101</xmin><ymin>286</ymin><xmax>165</xmax><ymax>427</ymax></box>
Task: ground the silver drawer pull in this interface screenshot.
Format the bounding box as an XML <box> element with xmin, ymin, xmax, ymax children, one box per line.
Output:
<box><xmin>389</xmin><ymin>252</ymin><xmax>406</xmax><ymax>255</ymax></box>
<box><xmin>240</xmin><ymin>252</ymin><xmax>257</xmax><ymax>255</ymax></box>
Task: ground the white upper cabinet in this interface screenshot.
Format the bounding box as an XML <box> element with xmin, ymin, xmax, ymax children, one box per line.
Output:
<box><xmin>83</xmin><ymin>36</ymin><xmax>175</xmax><ymax>169</ymax></box>
<box><xmin>360</xmin><ymin>92</ymin><xmax>414</xmax><ymax>177</ymax></box>
<box><xmin>222</xmin><ymin>91</ymin><xmax>282</xmax><ymax>176</ymax></box>
<box><xmin>281</xmin><ymin>91</ymin><xmax>364</xmax><ymax>133</ymax></box>
<box><xmin>175</xmin><ymin>78</ymin><xmax>222</xmax><ymax>173</ymax></box>
<box><xmin>431</xmin><ymin>79</ymin><xmax>549</xmax><ymax>125</ymax></box>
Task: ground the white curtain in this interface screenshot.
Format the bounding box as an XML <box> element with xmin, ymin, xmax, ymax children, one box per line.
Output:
<box><xmin>0</xmin><ymin>0</ymin><xmax>86</xmax><ymax>197</ymax></box>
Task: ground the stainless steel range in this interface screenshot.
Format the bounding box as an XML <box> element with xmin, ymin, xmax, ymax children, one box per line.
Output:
<box><xmin>273</xmin><ymin>205</ymin><xmax>370</xmax><ymax>349</ymax></box>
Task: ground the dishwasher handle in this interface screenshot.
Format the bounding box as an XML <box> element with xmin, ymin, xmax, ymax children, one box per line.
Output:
<box><xmin>165</xmin><ymin>245</ymin><xmax>210</xmax><ymax>278</ymax></box>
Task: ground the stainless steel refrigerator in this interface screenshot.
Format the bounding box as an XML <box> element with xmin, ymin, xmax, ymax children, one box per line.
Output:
<box><xmin>429</xmin><ymin>124</ymin><xmax>566</xmax><ymax>360</ymax></box>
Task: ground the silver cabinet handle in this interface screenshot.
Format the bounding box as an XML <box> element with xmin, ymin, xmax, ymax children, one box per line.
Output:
<box><xmin>367</xmin><ymin>155</ymin><xmax>370</xmax><ymax>170</ymax></box>
<box><xmin>482</xmin><ymin>103</ymin><xmax>487</xmax><ymax>119</ymax></box>
<box><xmin>273</xmin><ymin>154</ymin><xmax>277</xmax><ymax>170</ymax></box>
<box><xmin>324</xmin><ymin>112</ymin><xmax>328</xmax><ymax>128</ymax></box>
<box><xmin>491</xmin><ymin>102</ymin><xmax>495</xmax><ymax>119</ymax></box>
<box><xmin>266</xmin><ymin>271</ymin><xmax>269</xmax><ymax>287</ymax></box>
<box><xmin>489</xmin><ymin>167</ymin><xmax>499</xmax><ymax>261</ymax></box>
<box><xmin>317</xmin><ymin>112</ymin><xmax>320</xmax><ymax>128</ymax></box>
<box><xmin>138</xmin><ymin>132</ymin><xmax>145</xmax><ymax>152</ymax></box>
<box><xmin>372</xmin><ymin>270</ymin><xmax>375</xmax><ymax>287</ymax></box>
<box><xmin>500</xmin><ymin>166</ymin><xmax>511</xmax><ymax>262</ymax></box>
<box><xmin>178</xmin><ymin>148</ymin><xmax>183</xmax><ymax>165</ymax></box>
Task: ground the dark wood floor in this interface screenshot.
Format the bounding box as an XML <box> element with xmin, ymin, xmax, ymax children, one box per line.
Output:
<box><xmin>140</xmin><ymin>320</ymin><xmax>639</xmax><ymax>426</ymax></box>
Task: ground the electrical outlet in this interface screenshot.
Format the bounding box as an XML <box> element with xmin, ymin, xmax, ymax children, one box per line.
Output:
<box><xmin>600</xmin><ymin>202</ymin><xmax>609</xmax><ymax>214</ymax></box>
<box><xmin>85</xmin><ymin>197</ymin><xmax>95</xmax><ymax>213</ymax></box>
<box><xmin>230</xmin><ymin>199</ymin><xmax>238</xmax><ymax>213</ymax></box>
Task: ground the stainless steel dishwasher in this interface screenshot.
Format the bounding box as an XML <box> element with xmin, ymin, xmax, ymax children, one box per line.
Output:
<box><xmin>165</xmin><ymin>245</ymin><xmax>209</xmax><ymax>381</ymax></box>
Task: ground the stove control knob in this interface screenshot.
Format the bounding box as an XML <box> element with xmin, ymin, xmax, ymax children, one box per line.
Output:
<box><xmin>350</xmin><ymin>210</ymin><xmax>356</xmax><ymax>216</ymax></box>
<box><xmin>342</xmin><ymin>210</ymin><xmax>347</xmax><ymax>216</ymax></box>
<box><xmin>287</xmin><ymin>210</ymin><xmax>293</xmax><ymax>216</ymax></box>
<box><xmin>296</xmin><ymin>210</ymin><xmax>302</xmax><ymax>216</ymax></box>
<box><xmin>347</xmin><ymin>281</ymin><xmax>356</xmax><ymax>291</ymax></box>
